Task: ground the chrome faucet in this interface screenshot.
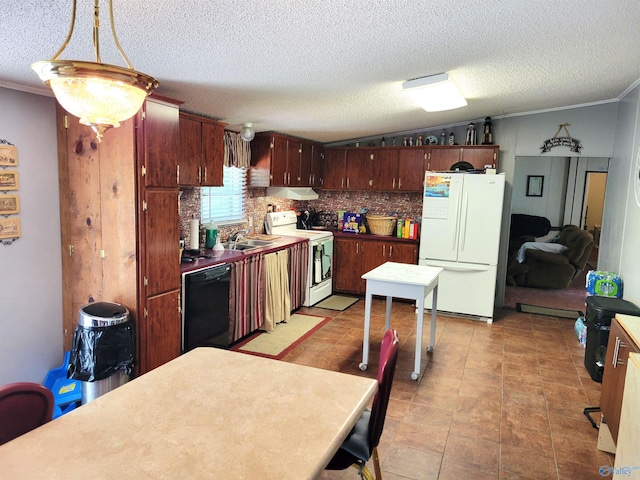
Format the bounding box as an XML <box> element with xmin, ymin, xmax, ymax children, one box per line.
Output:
<box><xmin>228</xmin><ymin>229</ymin><xmax>248</xmax><ymax>246</ymax></box>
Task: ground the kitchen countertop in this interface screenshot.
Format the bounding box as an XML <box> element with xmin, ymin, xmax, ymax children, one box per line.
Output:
<box><xmin>180</xmin><ymin>235</ymin><xmax>309</xmax><ymax>274</ymax></box>
<box><xmin>617</xmin><ymin>313</ymin><xmax>640</xmax><ymax>346</ymax></box>
<box><xmin>331</xmin><ymin>229</ymin><xmax>419</xmax><ymax>243</ymax></box>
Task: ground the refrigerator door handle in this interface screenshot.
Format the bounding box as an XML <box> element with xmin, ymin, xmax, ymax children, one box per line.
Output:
<box><xmin>452</xmin><ymin>192</ymin><xmax>462</xmax><ymax>252</ymax></box>
<box><xmin>439</xmin><ymin>264</ymin><xmax>490</xmax><ymax>273</ymax></box>
<box><xmin>459</xmin><ymin>191</ymin><xmax>469</xmax><ymax>252</ymax></box>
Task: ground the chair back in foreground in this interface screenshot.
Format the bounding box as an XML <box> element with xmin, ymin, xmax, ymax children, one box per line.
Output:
<box><xmin>325</xmin><ymin>329</ymin><xmax>400</xmax><ymax>479</ymax></box>
<box><xmin>0</xmin><ymin>382</ymin><xmax>54</xmax><ymax>445</ymax></box>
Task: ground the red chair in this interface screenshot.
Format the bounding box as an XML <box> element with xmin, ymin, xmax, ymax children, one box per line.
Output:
<box><xmin>325</xmin><ymin>329</ymin><xmax>399</xmax><ymax>480</ymax></box>
<box><xmin>0</xmin><ymin>382</ymin><xmax>54</xmax><ymax>445</ymax></box>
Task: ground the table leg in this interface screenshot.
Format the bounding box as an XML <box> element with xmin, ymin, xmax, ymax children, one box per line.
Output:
<box><xmin>412</xmin><ymin>292</ymin><xmax>425</xmax><ymax>380</ymax></box>
<box><xmin>359</xmin><ymin>289</ymin><xmax>373</xmax><ymax>371</ymax></box>
<box><xmin>385</xmin><ymin>296</ymin><xmax>392</xmax><ymax>331</ymax></box>
<box><xmin>428</xmin><ymin>285</ymin><xmax>437</xmax><ymax>352</ymax></box>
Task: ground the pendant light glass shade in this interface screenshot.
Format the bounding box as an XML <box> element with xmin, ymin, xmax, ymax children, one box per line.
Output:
<box><xmin>31</xmin><ymin>0</ymin><xmax>158</xmax><ymax>141</ymax></box>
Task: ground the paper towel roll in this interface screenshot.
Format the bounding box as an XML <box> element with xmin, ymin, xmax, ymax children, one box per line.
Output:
<box><xmin>189</xmin><ymin>218</ymin><xmax>200</xmax><ymax>250</ymax></box>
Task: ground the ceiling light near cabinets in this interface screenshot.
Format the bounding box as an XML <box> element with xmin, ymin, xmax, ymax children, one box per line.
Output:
<box><xmin>31</xmin><ymin>0</ymin><xmax>158</xmax><ymax>142</ymax></box>
<box><xmin>402</xmin><ymin>73</ymin><xmax>467</xmax><ymax>112</ymax></box>
<box><xmin>240</xmin><ymin>123</ymin><xmax>255</xmax><ymax>142</ymax></box>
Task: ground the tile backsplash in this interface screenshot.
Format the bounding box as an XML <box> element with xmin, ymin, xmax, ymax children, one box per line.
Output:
<box><xmin>179</xmin><ymin>187</ymin><xmax>423</xmax><ymax>246</ymax></box>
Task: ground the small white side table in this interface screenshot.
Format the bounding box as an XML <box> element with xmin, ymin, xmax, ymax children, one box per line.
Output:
<box><xmin>360</xmin><ymin>262</ymin><xmax>442</xmax><ymax>380</ymax></box>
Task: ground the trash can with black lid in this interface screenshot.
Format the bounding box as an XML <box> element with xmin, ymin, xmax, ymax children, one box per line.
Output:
<box><xmin>68</xmin><ymin>302</ymin><xmax>135</xmax><ymax>404</ymax></box>
<box><xmin>584</xmin><ymin>296</ymin><xmax>640</xmax><ymax>383</ymax></box>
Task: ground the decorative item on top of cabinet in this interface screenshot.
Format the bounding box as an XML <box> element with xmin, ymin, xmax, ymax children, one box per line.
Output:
<box><xmin>179</xmin><ymin>112</ymin><xmax>226</xmax><ymax>186</ymax></box>
<box><xmin>465</xmin><ymin>122</ymin><xmax>476</xmax><ymax>145</ymax></box>
<box><xmin>250</xmin><ymin>132</ymin><xmax>321</xmax><ymax>188</ymax></box>
<box><xmin>481</xmin><ymin>117</ymin><xmax>493</xmax><ymax>145</ymax></box>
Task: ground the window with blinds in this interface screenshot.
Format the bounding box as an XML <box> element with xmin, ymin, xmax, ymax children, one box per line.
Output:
<box><xmin>201</xmin><ymin>166</ymin><xmax>247</xmax><ymax>224</ymax></box>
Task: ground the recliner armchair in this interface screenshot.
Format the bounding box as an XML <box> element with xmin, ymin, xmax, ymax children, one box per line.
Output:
<box><xmin>507</xmin><ymin>225</ymin><xmax>594</xmax><ymax>289</ymax></box>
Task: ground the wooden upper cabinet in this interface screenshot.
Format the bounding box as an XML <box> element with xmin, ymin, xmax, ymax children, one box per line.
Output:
<box><xmin>141</xmin><ymin>96</ymin><xmax>181</xmax><ymax>187</ymax></box>
<box><xmin>398</xmin><ymin>148</ymin><xmax>427</xmax><ymax>191</ymax></box>
<box><xmin>299</xmin><ymin>142</ymin><xmax>312</xmax><ymax>187</ymax></box>
<box><xmin>201</xmin><ymin>121</ymin><xmax>225</xmax><ymax>186</ymax></box>
<box><xmin>310</xmin><ymin>144</ymin><xmax>323</xmax><ymax>188</ymax></box>
<box><xmin>428</xmin><ymin>147</ymin><xmax>460</xmax><ymax>171</ymax></box>
<box><xmin>370</xmin><ymin>148</ymin><xmax>398</xmax><ymax>191</ymax></box>
<box><xmin>178</xmin><ymin>113</ymin><xmax>225</xmax><ymax>187</ymax></box>
<box><xmin>428</xmin><ymin>145</ymin><xmax>499</xmax><ymax>171</ymax></box>
<box><xmin>249</xmin><ymin>133</ymin><xmax>318</xmax><ymax>187</ymax></box>
<box><xmin>321</xmin><ymin>148</ymin><xmax>346</xmax><ymax>189</ymax></box>
<box><xmin>345</xmin><ymin>149</ymin><xmax>371</xmax><ymax>190</ymax></box>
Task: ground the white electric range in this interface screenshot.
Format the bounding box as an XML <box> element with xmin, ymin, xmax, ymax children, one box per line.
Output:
<box><xmin>264</xmin><ymin>211</ymin><xmax>333</xmax><ymax>306</ymax></box>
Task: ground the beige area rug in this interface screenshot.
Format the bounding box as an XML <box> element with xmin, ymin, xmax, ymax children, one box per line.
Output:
<box><xmin>314</xmin><ymin>295</ymin><xmax>359</xmax><ymax>311</ymax></box>
<box><xmin>516</xmin><ymin>303</ymin><xmax>583</xmax><ymax>319</ymax></box>
<box><xmin>231</xmin><ymin>314</ymin><xmax>331</xmax><ymax>360</ymax></box>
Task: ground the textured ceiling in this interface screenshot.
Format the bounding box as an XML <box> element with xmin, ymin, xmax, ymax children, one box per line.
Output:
<box><xmin>2</xmin><ymin>1</ymin><xmax>639</xmax><ymax>144</ymax></box>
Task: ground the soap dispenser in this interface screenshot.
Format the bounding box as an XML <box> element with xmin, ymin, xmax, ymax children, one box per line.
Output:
<box><xmin>212</xmin><ymin>236</ymin><xmax>225</xmax><ymax>254</ymax></box>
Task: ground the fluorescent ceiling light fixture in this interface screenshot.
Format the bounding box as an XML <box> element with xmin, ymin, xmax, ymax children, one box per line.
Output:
<box><xmin>402</xmin><ymin>73</ymin><xmax>467</xmax><ymax>112</ymax></box>
<box><xmin>32</xmin><ymin>0</ymin><xmax>158</xmax><ymax>142</ymax></box>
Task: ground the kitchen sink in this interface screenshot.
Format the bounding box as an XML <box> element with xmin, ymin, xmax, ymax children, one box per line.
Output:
<box><xmin>223</xmin><ymin>239</ymin><xmax>273</xmax><ymax>251</ymax></box>
<box><xmin>239</xmin><ymin>239</ymin><xmax>273</xmax><ymax>247</ymax></box>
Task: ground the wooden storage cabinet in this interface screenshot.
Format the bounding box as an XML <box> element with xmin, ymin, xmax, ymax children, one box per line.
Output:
<box><xmin>310</xmin><ymin>144</ymin><xmax>323</xmax><ymax>188</ymax></box>
<box><xmin>333</xmin><ymin>235</ymin><xmax>418</xmax><ymax>294</ymax></box>
<box><xmin>427</xmin><ymin>145</ymin><xmax>498</xmax><ymax>171</ymax></box>
<box><xmin>250</xmin><ymin>133</ymin><xmax>321</xmax><ymax>187</ymax></box>
<box><xmin>323</xmin><ymin>145</ymin><xmax>499</xmax><ymax>192</ymax></box>
<box><xmin>178</xmin><ymin>112</ymin><xmax>225</xmax><ymax>186</ymax></box>
<box><xmin>601</xmin><ymin>317</ymin><xmax>640</xmax><ymax>443</ymax></box>
<box><xmin>57</xmin><ymin>95</ymin><xmax>182</xmax><ymax>376</ymax></box>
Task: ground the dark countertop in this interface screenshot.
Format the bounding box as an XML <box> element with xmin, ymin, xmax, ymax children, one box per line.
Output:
<box><xmin>331</xmin><ymin>229</ymin><xmax>419</xmax><ymax>244</ymax></box>
<box><xmin>180</xmin><ymin>235</ymin><xmax>309</xmax><ymax>274</ymax></box>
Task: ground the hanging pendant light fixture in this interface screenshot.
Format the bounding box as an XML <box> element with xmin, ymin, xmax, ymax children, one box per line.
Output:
<box><xmin>32</xmin><ymin>0</ymin><xmax>158</xmax><ymax>142</ymax></box>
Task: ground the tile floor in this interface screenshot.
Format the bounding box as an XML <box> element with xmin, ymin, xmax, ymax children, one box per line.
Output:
<box><xmin>284</xmin><ymin>298</ymin><xmax>614</xmax><ymax>480</ymax></box>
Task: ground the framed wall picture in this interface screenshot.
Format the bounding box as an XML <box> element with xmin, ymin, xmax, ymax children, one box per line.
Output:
<box><xmin>0</xmin><ymin>170</ymin><xmax>19</xmax><ymax>190</ymax></box>
<box><xmin>0</xmin><ymin>194</ymin><xmax>19</xmax><ymax>215</ymax></box>
<box><xmin>0</xmin><ymin>144</ymin><xmax>18</xmax><ymax>167</ymax></box>
<box><xmin>0</xmin><ymin>217</ymin><xmax>20</xmax><ymax>239</ymax></box>
<box><xmin>526</xmin><ymin>175</ymin><xmax>544</xmax><ymax>197</ymax></box>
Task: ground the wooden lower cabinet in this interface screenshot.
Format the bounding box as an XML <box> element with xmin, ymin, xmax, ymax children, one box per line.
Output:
<box><xmin>601</xmin><ymin>317</ymin><xmax>640</xmax><ymax>443</ymax></box>
<box><xmin>143</xmin><ymin>290</ymin><xmax>181</xmax><ymax>372</ymax></box>
<box><xmin>333</xmin><ymin>236</ymin><xmax>418</xmax><ymax>294</ymax></box>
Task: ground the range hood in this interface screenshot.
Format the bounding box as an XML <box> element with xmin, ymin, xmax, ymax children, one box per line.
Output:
<box><xmin>266</xmin><ymin>187</ymin><xmax>319</xmax><ymax>200</ymax></box>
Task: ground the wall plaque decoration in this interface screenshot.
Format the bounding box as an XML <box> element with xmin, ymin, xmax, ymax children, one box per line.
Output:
<box><xmin>0</xmin><ymin>144</ymin><xmax>18</xmax><ymax>167</ymax></box>
<box><xmin>541</xmin><ymin>123</ymin><xmax>582</xmax><ymax>153</ymax></box>
<box><xmin>0</xmin><ymin>170</ymin><xmax>19</xmax><ymax>190</ymax></box>
<box><xmin>0</xmin><ymin>194</ymin><xmax>19</xmax><ymax>215</ymax></box>
<box><xmin>0</xmin><ymin>217</ymin><xmax>20</xmax><ymax>240</ymax></box>
<box><xmin>526</xmin><ymin>175</ymin><xmax>544</xmax><ymax>197</ymax></box>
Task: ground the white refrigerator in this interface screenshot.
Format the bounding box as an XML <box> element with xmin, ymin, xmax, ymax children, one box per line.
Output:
<box><xmin>419</xmin><ymin>172</ymin><xmax>505</xmax><ymax>321</ymax></box>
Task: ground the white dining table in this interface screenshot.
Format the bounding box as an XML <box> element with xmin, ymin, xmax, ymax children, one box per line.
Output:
<box><xmin>360</xmin><ymin>261</ymin><xmax>443</xmax><ymax>380</ymax></box>
<box><xmin>0</xmin><ymin>348</ymin><xmax>377</xmax><ymax>479</ymax></box>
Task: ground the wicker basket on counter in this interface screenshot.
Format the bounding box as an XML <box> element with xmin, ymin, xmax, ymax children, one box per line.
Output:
<box><xmin>366</xmin><ymin>214</ymin><xmax>397</xmax><ymax>236</ymax></box>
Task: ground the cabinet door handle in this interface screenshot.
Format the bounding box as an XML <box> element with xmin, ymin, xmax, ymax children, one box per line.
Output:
<box><xmin>356</xmin><ymin>243</ymin><xmax>359</xmax><ymax>254</ymax></box>
<box><xmin>393</xmin><ymin>178</ymin><xmax>396</xmax><ymax>189</ymax></box>
<box><xmin>398</xmin><ymin>178</ymin><xmax>402</xmax><ymax>189</ymax></box>
<box><xmin>198</xmin><ymin>166</ymin><xmax>201</xmax><ymax>184</ymax></box>
<box><xmin>288</xmin><ymin>172</ymin><xmax>291</xmax><ymax>184</ymax></box>
<box><xmin>347</xmin><ymin>177</ymin><xmax>350</xmax><ymax>188</ymax></box>
<box><xmin>341</xmin><ymin>178</ymin><xmax>344</xmax><ymax>188</ymax></box>
<box><xmin>613</xmin><ymin>337</ymin><xmax>621</xmax><ymax>368</ymax></box>
<box><xmin>203</xmin><ymin>167</ymin><xmax>207</xmax><ymax>184</ymax></box>
<box><xmin>382</xmin><ymin>245</ymin><xmax>385</xmax><ymax>256</ymax></box>
<box><xmin>284</xmin><ymin>172</ymin><xmax>287</xmax><ymax>184</ymax></box>
<box><xmin>389</xmin><ymin>245</ymin><xmax>393</xmax><ymax>257</ymax></box>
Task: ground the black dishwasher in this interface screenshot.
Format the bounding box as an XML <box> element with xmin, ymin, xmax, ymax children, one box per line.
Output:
<box><xmin>182</xmin><ymin>263</ymin><xmax>232</xmax><ymax>352</ymax></box>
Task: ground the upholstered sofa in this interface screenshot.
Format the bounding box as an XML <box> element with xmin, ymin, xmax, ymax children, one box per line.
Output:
<box><xmin>506</xmin><ymin>225</ymin><xmax>594</xmax><ymax>289</ymax></box>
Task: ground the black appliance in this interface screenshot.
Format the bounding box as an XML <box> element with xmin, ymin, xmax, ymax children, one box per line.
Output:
<box><xmin>182</xmin><ymin>263</ymin><xmax>232</xmax><ymax>352</ymax></box>
<box><xmin>584</xmin><ymin>296</ymin><xmax>640</xmax><ymax>383</ymax></box>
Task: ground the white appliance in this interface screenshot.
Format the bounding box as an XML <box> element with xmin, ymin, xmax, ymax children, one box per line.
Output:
<box><xmin>264</xmin><ymin>211</ymin><xmax>333</xmax><ymax>307</ymax></box>
<box><xmin>419</xmin><ymin>172</ymin><xmax>505</xmax><ymax>322</ymax></box>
